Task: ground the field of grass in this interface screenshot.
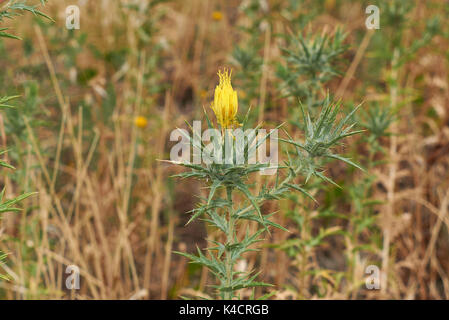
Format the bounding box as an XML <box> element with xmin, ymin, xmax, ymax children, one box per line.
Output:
<box><xmin>0</xmin><ymin>0</ymin><xmax>449</xmax><ymax>300</ymax></box>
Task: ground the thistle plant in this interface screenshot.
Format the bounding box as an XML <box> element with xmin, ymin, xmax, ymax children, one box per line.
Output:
<box><xmin>276</xmin><ymin>28</ymin><xmax>348</xmax><ymax>110</ymax></box>
<box><xmin>170</xmin><ymin>69</ymin><xmax>363</xmax><ymax>299</ymax></box>
<box><xmin>0</xmin><ymin>0</ymin><xmax>52</xmax><ymax>40</ymax></box>
<box><xmin>0</xmin><ymin>161</ymin><xmax>34</xmax><ymax>281</ymax></box>
<box><xmin>0</xmin><ymin>96</ymin><xmax>35</xmax><ymax>281</ymax></box>
<box><xmin>0</xmin><ymin>4</ymin><xmax>48</xmax><ymax>248</ymax></box>
<box><xmin>0</xmin><ymin>3</ymin><xmax>46</xmax><ymax>271</ymax></box>
<box><xmin>0</xmin><ymin>1</ymin><xmax>48</xmax><ymax>280</ymax></box>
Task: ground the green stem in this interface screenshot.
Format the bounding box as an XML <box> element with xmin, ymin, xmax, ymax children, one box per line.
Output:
<box><xmin>224</xmin><ymin>186</ymin><xmax>235</xmax><ymax>300</ymax></box>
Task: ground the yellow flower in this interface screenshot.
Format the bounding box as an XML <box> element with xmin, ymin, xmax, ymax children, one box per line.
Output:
<box><xmin>211</xmin><ymin>69</ymin><xmax>239</xmax><ymax>129</ymax></box>
<box><xmin>135</xmin><ymin>116</ymin><xmax>148</xmax><ymax>129</ymax></box>
<box><xmin>212</xmin><ymin>11</ymin><xmax>223</xmax><ymax>21</ymax></box>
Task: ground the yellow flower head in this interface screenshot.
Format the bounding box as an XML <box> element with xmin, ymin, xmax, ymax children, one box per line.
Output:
<box><xmin>211</xmin><ymin>69</ymin><xmax>239</xmax><ymax>129</ymax></box>
<box><xmin>135</xmin><ymin>116</ymin><xmax>148</xmax><ymax>129</ymax></box>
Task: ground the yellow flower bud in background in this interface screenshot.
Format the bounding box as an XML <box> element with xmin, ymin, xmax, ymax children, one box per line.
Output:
<box><xmin>212</xmin><ymin>11</ymin><xmax>223</xmax><ymax>21</ymax></box>
<box><xmin>210</xmin><ymin>69</ymin><xmax>239</xmax><ymax>129</ymax></box>
<box><xmin>199</xmin><ymin>89</ymin><xmax>208</xmax><ymax>100</ymax></box>
<box><xmin>135</xmin><ymin>116</ymin><xmax>148</xmax><ymax>129</ymax></box>
<box><xmin>325</xmin><ymin>0</ymin><xmax>336</xmax><ymax>12</ymax></box>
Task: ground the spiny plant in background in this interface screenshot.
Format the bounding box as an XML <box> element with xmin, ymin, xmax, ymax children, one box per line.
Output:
<box><xmin>230</xmin><ymin>0</ymin><xmax>321</xmax><ymax>123</ymax></box>
<box><xmin>272</xmin><ymin>22</ymin><xmax>357</xmax><ymax>297</ymax></box>
<box><xmin>0</xmin><ymin>0</ymin><xmax>53</xmax><ymax>157</ymax></box>
<box><xmin>339</xmin><ymin>103</ymin><xmax>395</xmax><ymax>295</ymax></box>
<box><xmin>170</xmin><ymin>69</ymin><xmax>363</xmax><ymax>299</ymax></box>
<box><xmin>0</xmin><ymin>96</ymin><xmax>35</xmax><ymax>281</ymax></box>
<box><xmin>0</xmin><ymin>182</ymin><xmax>35</xmax><ymax>281</ymax></box>
<box><xmin>301</xmin><ymin>0</ymin><xmax>442</xmax><ymax>297</ymax></box>
<box><xmin>229</xmin><ymin>0</ymin><xmax>326</xmax><ymax>121</ymax></box>
<box><xmin>276</xmin><ymin>28</ymin><xmax>348</xmax><ymax>111</ymax></box>
<box><xmin>0</xmin><ymin>0</ymin><xmax>49</xmax><ymax>281</ymax></box>
<box><xmin>275</xmin><ymin>97</ymin><xmax>364</xmax><ymax>298</ymax></box>
<box><xmin>0</xmin><ymin>0</ymin><xmax>52</xmax><ymax>40</ymax></box>
<box><xmin>272</xmin><ymin>0</ymin><xmax>439</xmax><ymax>297</ymax></box>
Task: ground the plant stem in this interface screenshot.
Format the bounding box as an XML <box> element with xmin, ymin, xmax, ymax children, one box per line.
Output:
<box><xmin>224</xmin><ymin>186</ymin><xmax>234</xmax><ymax>299</ymax></box>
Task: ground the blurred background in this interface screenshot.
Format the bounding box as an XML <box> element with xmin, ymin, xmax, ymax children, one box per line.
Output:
<box><xmin>0</xmin><ymin>0</ymin><xmax>448</xmax><ymax>299</ymax></box>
